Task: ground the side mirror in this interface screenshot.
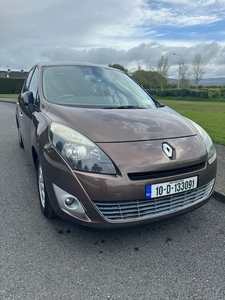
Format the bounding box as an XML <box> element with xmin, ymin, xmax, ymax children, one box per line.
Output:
<box><xmin>21</xmin><ymin>91</ymin><xmax>34</xmax><ymax>113</ymax></box>
<box><xmin>23</xmin><ymin>91</ymin><xmax>34</xmax><ymax>105</ymax></box>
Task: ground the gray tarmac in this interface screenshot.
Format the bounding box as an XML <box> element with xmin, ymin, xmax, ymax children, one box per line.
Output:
<box><xmin>214</xmin><ymin>144</ymin><xmax>225</xmax><ymax>200</ymax></box>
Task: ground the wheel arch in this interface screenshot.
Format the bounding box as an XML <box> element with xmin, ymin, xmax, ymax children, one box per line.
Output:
<box><xmin>15</xmin><ymin>114</ymin><xmax>19</xmax><ymax>129</ymax></box>
<box><xmin>32</xmin><ymin>146</ymin><xmax>38</xmax><ymax>168</ymax></box>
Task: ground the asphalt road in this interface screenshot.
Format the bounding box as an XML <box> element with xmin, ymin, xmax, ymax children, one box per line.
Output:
<box><xmin>1</xmin><ymin>102</ymin><xmax>225</xmax><ymax>300</ymax></box>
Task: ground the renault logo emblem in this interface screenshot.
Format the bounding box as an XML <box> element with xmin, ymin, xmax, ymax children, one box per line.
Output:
<box><xmin>162</xmin><ymin>143</ymin><xmax>173</xmax><ymax>159</ymax></box>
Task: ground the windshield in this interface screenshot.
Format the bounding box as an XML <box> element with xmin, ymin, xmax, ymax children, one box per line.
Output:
<box><xmin>42</xmin><ymin>65</ymin><xmax>156</xmax><ymax>108</ymax></box>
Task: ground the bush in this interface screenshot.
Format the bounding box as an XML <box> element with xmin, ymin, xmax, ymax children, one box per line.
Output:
<box><xmin>221</xmin><ymin>88</ymin><xmax>225</xmax><ymax>98</ymax></box>
<box><xmin>168</xmin><ymin>89</ymin><xmax>181</xmax><ymax>97</ymax></box>
<box><xmin>199</xmin><ymin>91</ymin><xmax>208</xmax><ymax>99</ymax></box>
<box><xmin>194</xmin><ymin>90</ymin><xmax>208</xmax><ymax>99</ymax></box>
<box><xmin>144</xmin><ymin>86</ymin><xmax>225</xmax><ymax>100</ymax></box>
<box><xmin>188</xmin><ymin>90</ymin><xmax>196</xmax><ymax>97</ymax></box>
<box><xmin>181</xmin><ymin>89</ymin><xmax>190</xmax><ymax>97</ymax></box>
<box><xmin>156</xmin><ymin>90</ymin><xmax>169</xmax><ymax>97</ymax></box>
<box><xmin>146</xmin><ymin>89</ymin><xmax>157</xmax><ymax>95</ymax></box>
<box><xmin>208</xmin><ymin>88</ymin><xmax>221</xmax><ymax>98</ymax></box>
<box><xmin>0</xmin><ymin>78</ymin><xmax>24</xmax><ymax>93</ymax></box>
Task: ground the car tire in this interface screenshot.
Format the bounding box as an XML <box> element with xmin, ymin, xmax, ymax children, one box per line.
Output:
<box><xmin>17</xmin><ymin>126</ymin><xmax>24</xmax><ymax>148</ymax></box>
<box><xmin>36</xmin><ymin>159</ymin><xmax>56</xmax><ymax>219</ymax></box>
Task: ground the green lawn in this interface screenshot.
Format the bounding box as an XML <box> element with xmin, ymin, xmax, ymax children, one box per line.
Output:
<box><xmin>158</xmin><ymin>99</ymin><xmax>225</xmax><ymax>146</ymax></box>
<box><xmin>0</xmin><ymin>94</ymin><xmax>19</xmax><ymax>98</ymax></box>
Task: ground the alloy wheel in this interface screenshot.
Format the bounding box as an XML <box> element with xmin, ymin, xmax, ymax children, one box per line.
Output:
<box><xmin>38</xmin><ymin>163</ymin><xmax>46</xmax><ymax>208</ymax></box>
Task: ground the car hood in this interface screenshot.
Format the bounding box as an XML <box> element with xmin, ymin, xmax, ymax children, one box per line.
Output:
<box><xmin>46</xmin><ymin>105</ymin><xmax>197</xmax><ymax>142</ymax></box>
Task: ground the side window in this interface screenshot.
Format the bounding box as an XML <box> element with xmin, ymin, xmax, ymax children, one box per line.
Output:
<box><xmin>23</xmin><ymin>68</ymin><xmax>35</xmax><ymax>93</ymax></box>
<box><xmin>29</xmin><ymin>67</ymin><xmax>38</xmax><ymax>96</ymax></box>
<box><xmin>29</xmin><ymin>67</ymin><xmax>39</xmax><ymax>107</ymax></box>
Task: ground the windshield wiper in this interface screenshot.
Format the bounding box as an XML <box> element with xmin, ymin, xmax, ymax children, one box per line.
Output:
<box><xmin>103</xmin><ymin>105</ymin><xmax>146</xmax><ymax>109</ymax></box>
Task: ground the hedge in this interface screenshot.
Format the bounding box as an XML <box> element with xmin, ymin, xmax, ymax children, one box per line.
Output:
<box><xmin>146</xmin><ymin>89</ymin><xmax>157</xmax><ymax>95</ymax></box>
<box><xmin>145</xmin><ymin>87</ymin><xmax>225</xmax><ymax>99</ymax></box>
<box><xmin>0</xmin><ymin>78</ymin><xmax>25</xmax><ymax>94</ymax></box>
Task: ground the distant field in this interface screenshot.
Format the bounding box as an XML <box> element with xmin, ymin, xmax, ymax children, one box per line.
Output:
<box><xmin>158</xmin><ymin>99</ymin><xmax>225</xmax><ymax>146</ymax></box>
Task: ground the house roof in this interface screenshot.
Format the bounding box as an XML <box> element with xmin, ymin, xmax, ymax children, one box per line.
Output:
<box><xmin>0</xmin><ymin>70</ymin><xmax>28</xmax><ymax>78</ymax></box>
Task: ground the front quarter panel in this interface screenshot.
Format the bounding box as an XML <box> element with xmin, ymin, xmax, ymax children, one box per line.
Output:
<box><xmin>31</xmin><ymin>111</ymin><xmax>52</xmax><ymax>161</ymax></box>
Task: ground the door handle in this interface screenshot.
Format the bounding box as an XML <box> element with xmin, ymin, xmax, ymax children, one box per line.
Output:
<box><xmin>19</xmin><ymin>112</ymin><xmax>23</xmax><ymax>116</ymax></box>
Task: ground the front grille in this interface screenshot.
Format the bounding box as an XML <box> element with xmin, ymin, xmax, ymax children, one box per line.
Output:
<box><xmin>128</xmin><ymin>162</ymin><xmax>206</xmax><ymax>181</ymax></box>
<box><xmin>94</xmin><ymin>179</ymin><xmax>214</xmax><ymax>222</ymax></box>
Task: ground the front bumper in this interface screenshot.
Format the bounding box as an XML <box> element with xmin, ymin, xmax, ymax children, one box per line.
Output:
<box><xmin>41</xmin><ymin>142</ymin><xmax>217</xmax><ymax>229</ymax></box>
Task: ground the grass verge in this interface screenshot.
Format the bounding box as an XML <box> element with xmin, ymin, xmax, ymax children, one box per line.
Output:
<box><xmin>0</xmin><ymin>94</ymin><xmax>19</xmax><ymax>98</ymax></box>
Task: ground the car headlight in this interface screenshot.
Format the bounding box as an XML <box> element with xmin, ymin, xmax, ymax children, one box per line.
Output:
<box><xmin>50</xmin><ymin>122</ymin><xmax>116</xmax><ymax>174</ymax></box>
<box><xmin>187</xmin><ymin>119</ymin><xmax>216</xmax><ymax>163</ymax></box>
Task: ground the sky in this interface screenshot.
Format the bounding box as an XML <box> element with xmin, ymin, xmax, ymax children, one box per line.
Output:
<box><xmin>0</xmin><ymin>0</ymin><xmax>225</xmax><ymax>79</ymax></box>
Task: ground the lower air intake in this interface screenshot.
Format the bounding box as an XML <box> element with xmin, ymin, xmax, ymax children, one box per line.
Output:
<box><xmin>94</xmin><ymin>179</ymin><xmax>214</xmax><ymax>222</ymax></box>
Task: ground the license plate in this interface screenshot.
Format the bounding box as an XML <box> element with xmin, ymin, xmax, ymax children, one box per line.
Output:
<box><xmin>145</xmin><ymin>176</ymin><xmax>198</xmax><ymax>199</ymax></box>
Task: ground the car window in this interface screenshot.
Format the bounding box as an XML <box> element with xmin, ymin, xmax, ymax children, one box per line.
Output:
<box><xmin>23</xmin><ymin>68</ymin><xmax>35</xmax><ymax>93</ymax></box>
<box><xmin>29</xmin><ymin>67</ymin><xmax>39</xmax><ymax>105</ymax></box>
<box><xmin>42</xmin><ymin>65</ymin><xmax>156</xmax><ymax>109</ymax></box>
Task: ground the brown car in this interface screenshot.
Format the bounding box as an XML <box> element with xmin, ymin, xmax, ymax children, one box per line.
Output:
<box><xmin>15</xmin><ymin>62</ymin><xmax>217</xmax><ymax>229</ymax></box>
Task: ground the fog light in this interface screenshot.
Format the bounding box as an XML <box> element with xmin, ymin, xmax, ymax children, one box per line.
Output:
<box><xmin>65</xmin><ymin>197</ymin><xmax>75</xmax><ymax>206</ymax></box>
<box><xmin>53</xmin><ymin>184</ymin><xmax>86</xmax><ymax>214</ymax></box>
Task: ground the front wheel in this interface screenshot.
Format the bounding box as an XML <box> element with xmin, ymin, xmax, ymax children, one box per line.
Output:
<box><xmin>36</xmin><ymin>159</ymin><xmax>55</xmax><ymax>219</ymax></box>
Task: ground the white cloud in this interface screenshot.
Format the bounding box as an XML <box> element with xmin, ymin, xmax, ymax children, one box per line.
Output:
<box><xmin>159</xmin><ymin>0</ymin><xmax>216</xmax><ymax>5</ymax></box>
<box><xmin>0</xmin><ymin>0</ymin><xmax>224</xmax><ymax>78</ymax></box>
<box><xmin>143</xmin><ymin>8</ymin><xmax>220</xmax><ymax>27</ymax></box>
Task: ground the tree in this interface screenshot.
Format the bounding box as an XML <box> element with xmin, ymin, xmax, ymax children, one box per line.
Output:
<box><xmin>132</xmin><ymin>69</ymin><xmax>165</xmax><ymax>89</ymax></box>
<box><xmin>132</xmin><ymin>70</ymin><xmax>150</xmax><ymax>88</ymax></box>
<box><xmin>108</xmin><ymin>64</ymin><xmax>128</xmax><ymax>73</ymax></box>
<box><xmin>179</xmin><ymin>59</ymin><xmax>190</xmax><ymax>89</ymax></box>
<box><xmin>191</xmin><ymin>53</ymin><xmax>205</xmax><ymax>89</ymax></box>
<box><xmin>157</xmin><ymin>56</ymin><xmax>170</xmax><ymax>90</ymax></box>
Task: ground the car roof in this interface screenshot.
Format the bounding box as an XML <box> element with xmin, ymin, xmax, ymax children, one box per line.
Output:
<box><xmin>35</xmin><ymin>61</ymin><xmax>115</xmax><ymax>70</ymax></box>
